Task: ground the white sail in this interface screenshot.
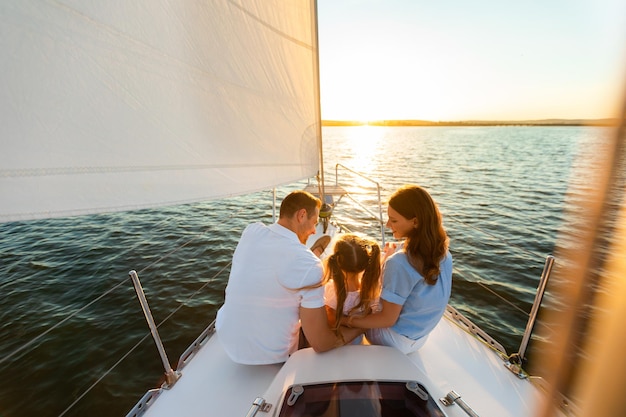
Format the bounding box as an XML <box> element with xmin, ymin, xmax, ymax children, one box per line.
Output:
<box><xmin>0</xmin><ymin>0</ymin><xmax>320</xmax><ymax>222</ymax></box>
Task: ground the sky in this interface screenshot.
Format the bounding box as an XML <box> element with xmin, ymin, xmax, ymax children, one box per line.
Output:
<box><xmin>316</xmin><ymin>0</ymin><xmax>626</xmax><ymax>122</ymax></box>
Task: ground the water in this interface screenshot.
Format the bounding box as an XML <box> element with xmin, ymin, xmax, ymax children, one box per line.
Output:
<box><xmin>0</xmin><ymin>126</ymin><xmax>610</xmax><ymax>416</ymax></box>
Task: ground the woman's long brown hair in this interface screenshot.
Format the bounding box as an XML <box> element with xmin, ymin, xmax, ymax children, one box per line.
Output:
<box><xmin>388</xmin><ymin>185</ymin><xmax>448</xmax><ymax>285</ymax></box>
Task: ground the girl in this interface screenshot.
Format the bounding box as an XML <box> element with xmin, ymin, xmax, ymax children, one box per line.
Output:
<box><xmin>322</xmin><ymin>234</ymin><xmax>382</xmax><ymax>341</ymax></box>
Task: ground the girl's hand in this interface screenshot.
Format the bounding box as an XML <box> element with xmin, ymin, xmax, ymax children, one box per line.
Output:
<box><xmin>339</xmin><ymin>315</ymin><xmax>351</xmax><ymax>327</ymax></box>
<box><xmin>341</xmin><ymin>313</ymin><xmax>365</xmax><ymax>328</ymax></box>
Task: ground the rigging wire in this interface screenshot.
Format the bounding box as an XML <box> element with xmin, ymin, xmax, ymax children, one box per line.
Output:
<box><xmin>443</xmin><ymin>212</ymin><xmax>553</xmax><ymax>317</ymax></box>
<box><xmin>57</xmin><ymin>261</ymin><xmax>232</xmax><ymax>417</ymax></box>
<box><xmin>0</xmin><ymin>201</ymin><xmax>249</xmax><ymax>367</ymax></box>
<box><xmin>0</xmin><ymin>231</ymin><xmax>199</xmax><ymax>366</ymax></box>
<box><xmin>1</xmin><ymin>199</ymin><xmax>253</xmax><ymax>416</ymax></box>
<box><xmin>0</xmin><ymin>212</ymin><xmax>176</xmax><ymax>292</ymax></box>
<box><xmin>0</xmin><ymin>278</ymin><xmax>128</xmax><ymax>366</ymax></box>
<box><xmin>445</xmin><ymin>211</ymin><xmax>550</xmax><ymax>261</ymax></box>
<box><xmin>474</xmin><ymin>280</ymin><xmax>530</xmax><ymax>316</ymax></box>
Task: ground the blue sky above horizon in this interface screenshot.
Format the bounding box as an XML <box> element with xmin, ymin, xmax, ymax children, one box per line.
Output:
<box><xmin>317</xmin><ymin>0</ymin><xmax>626</xmax><ymax>122</ymax></box>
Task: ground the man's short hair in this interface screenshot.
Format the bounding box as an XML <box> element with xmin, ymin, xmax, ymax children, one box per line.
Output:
<box><xmin>279</xmin><ymin>191</ymin><xmax>321</xmax><ymax>219</ymax></box>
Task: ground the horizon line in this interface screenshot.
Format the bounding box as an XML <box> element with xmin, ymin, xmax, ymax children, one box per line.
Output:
<box><xmin>321</xmin><ymin>118</ymin><xmax>619</xmax><ymax>127</ymax></box>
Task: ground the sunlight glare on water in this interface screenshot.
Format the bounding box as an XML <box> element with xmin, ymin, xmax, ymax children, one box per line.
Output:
<box><xmin>341</xmin><ymin>125</ymin><xmax>385</xmax><ymax>175</ymax></box>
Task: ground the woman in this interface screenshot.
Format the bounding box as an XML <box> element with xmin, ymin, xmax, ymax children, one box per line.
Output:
<box><xmin>342</xmin><ymin>185</ymin><xmax>452</xmax><ymax>354</ymax></box>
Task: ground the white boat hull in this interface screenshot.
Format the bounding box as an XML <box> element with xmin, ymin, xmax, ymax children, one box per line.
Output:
<box><xmin>137</xmin><ymin>309</ymin><xmax>554</xmax><ymax>417</ymax></box>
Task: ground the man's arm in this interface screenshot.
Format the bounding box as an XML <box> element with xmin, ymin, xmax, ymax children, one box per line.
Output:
<box><xmin>300</xmin><ymin>306</ymin><xmax>362</xmax><ymax>352</ymax></box>
<box><xmin>325</xmin><ymin>305</ymin><xmax>336</xmax><ymax>327</ymax></box>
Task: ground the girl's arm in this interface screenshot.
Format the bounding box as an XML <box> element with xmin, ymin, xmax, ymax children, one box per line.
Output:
<box><xmin>343</xmin><ymin>299</ymin><xmax>402</xmax><ymax>329</ymax></box>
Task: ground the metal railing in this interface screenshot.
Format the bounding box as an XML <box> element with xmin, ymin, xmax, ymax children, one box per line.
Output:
<box><xmin>304</xmin><ymin>165</ymin><xmax>386</xmax><ymax>245</ymax></box>
<box><xmin>333</xmin><ymin>163</ymin><xmax>386</xmax><ymax>246</ymax></box>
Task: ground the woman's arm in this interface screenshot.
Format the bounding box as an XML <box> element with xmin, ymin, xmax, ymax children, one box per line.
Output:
<box><xmin>343</xmin><ymin>299</ymin><xmax>402</xmax><ymax>329</ymax></box>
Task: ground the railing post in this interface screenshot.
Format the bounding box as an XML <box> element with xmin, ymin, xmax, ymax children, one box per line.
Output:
<box><xmin>129</xmin><ymin>270</ymin><xmax>180</xmax><ymax>388</ymax></box>
<box><xmin>517</xmin><ymin>255</ymin><xmax>555</xmax><ymax>363</ymax></box>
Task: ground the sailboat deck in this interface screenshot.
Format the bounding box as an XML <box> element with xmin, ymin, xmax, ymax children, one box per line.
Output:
<box><xmin>137</xmin><ymin>311</ymin><xmax>552</xmax><ymax>417</ymax></box>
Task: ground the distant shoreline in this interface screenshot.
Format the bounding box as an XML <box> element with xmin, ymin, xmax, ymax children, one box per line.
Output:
<box><xmin>322</xmin><ymin>118</ymin><xmax>618</xmax><ymax>127</ymax></box>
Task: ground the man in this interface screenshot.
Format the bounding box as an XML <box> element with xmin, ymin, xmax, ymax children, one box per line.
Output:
<box><xmin>216</xmin><ymin>190</ymin><xmax>361</xmax><ymax>364</ymax></box>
